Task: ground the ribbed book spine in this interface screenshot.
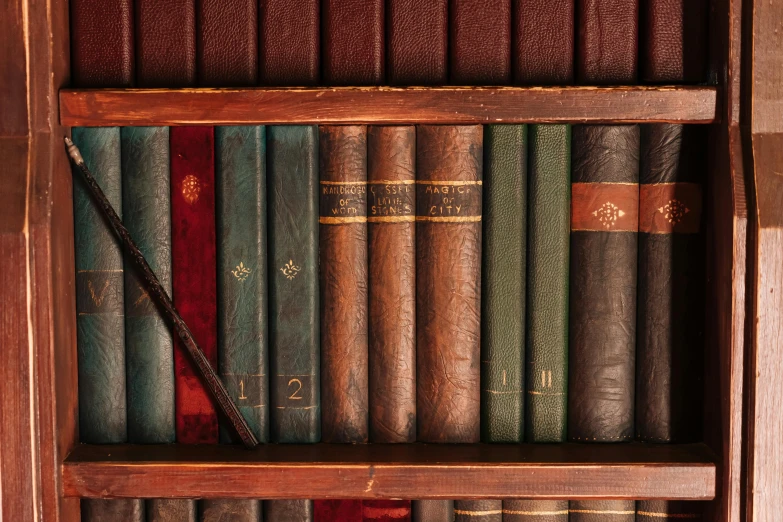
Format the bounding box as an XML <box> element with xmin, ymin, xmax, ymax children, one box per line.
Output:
<box><xmin>134</xmin><ymin>0</ymin><xmax>197</xmax><ymax>87</ymax></box>
<box><xmin>512</xmin><ymin>0</ymin><xmax>574</xmax><ymax>85</ymax></box>
<box><xmin>319</xmin><ymin>126</ymin><xmax>369</xmax><ymax>443</ymax></box>
<box><xmin>258</xmin><ymin>0</ymin><xmax>319</xmax><ymax>85</ymax></box>
<box><xmin>503</xmin><ymin>500</ymin><xmax>568</xmax><ymax>521</ymax></box>
<box><xmin>569</xmin><ymin>500</ymin><xmax>635</xmax><ymax>522</ymax></box>
<box><xmin>322</xmin><ymin>0</ymin><xmax>384</xmax><ymax>85</ymax></box>
<box><xmin>70</xmin><ymin>0</ymin><xmax>134</xmax><ymax>86</ymax></box>
<box><xmin>454</xmin><ymin>500</ymin><xmax>502</xmax><ymax>522</ymax></box>
<box><xmin>481</xmin><ymin>124</ymin><xmax>526</xmax><ymax>443</ymax></box>
<box><xmin>449</xmin><ymin>0</ymin><xmax>512</xmax><ymax>85</ymax></box>
<box><xmin>386</xmin><ymin>0</ymin><xmax>448</xmax><ymax>85</ymax></box>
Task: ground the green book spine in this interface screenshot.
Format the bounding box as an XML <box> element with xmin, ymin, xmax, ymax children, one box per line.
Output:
<box><xmin>121</xmin><ymin>126</ymin><xmax>175</xmax><ymax>444</ymax></box>
<box><xmin>525</xmin><ymin>124</ymin><xmax>571</xmax><ymax>442</ymax></box>
<box><xmin>480</xmin><ymin>124</ymin><xmax>527</xmax><ymax>443</ymax></box>
<box><xmin>216</xmin><ymin>126</ymin><xmax>269</xmax><ymax>444</ymax></box>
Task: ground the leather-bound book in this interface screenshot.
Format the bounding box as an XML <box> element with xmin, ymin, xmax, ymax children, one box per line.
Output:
<box><xmin>569</xmin><ymin>500</ymin><xmax>635</xmax><ymax>522</ymax></box>
<box><xmin>386</xmin><ymin>0</ymin><xmax>448</xmax><ymax>85</ymax></box>
<box><xmin>412</xmin><ymin>501</ymin><xmax>454</xmax><ymax>522</ymax></box>
<box><xmin>416</xmin><ymin>125</ymin><xmax>482</xmax><ymax>442</ymax></box>
<box><xmin>363</xmin><ymin>500</ymin><xmax>412</xmax><ymax>521</ymax></box>
<box><xmin>70</xmin><ymin>0</ymin><xmax>134</xmax><ymax>86</ymax></box>
<box><xmin>568</xmin><ymin>125</ymin><xmax>639</xmax><ymax>444</ymax></box>
<box><xmin>636</xmin><ymin>501</ymin><xmax>702</xmax><ymax>521</ymax></box>
<box><xmin>503</xmin><ymin>500</ymin><xmax>568</xmax><ymax>521</ymax></box>
<box><xmin>315</xmin><ymin>500</ymin><xmax>363</xmax><ymax>522</ymax></box>
<box><xmin>367</xmin><ymin>126</ymin><xmax>416</xmax><ymax>444</ymax></box>
<box><xmin>201</xmin><ymin>500</ymin><xmax>263</xmax><ymax>522</ymax></box>
<box><xmin>135</xmin><ymin>0</ymin><xmax>196</xmax><ymax>86</ymax></box>
<box><xmin>266</xmin><ymin>500</ymin><xmax>315</xmax><ymax>522</ymax></box>
<box><xmin>197</xmin><ymin>0</ymin><xmax>258</xmax><ymax>86</ymax></box>
<box><xmin>449</xmin><ymin>0</ymin><xmax>511</xmax><ymax>84</ymax></box>
<box><xmin>641</xmin><ymin>0</ymin><xmax>707</xmax><ymax>83</ymax></box>
<box><xmin>512</xmin><ymin>0</ymin><xmax>574</xmax><ymax>84</ymax></box>
<box><xmin>454</xmin><ymin>500</ymin><xmax>502</xmax><ymax>521</ymax></box>
<box><xmin>319</xmin><ymin>126</ymin><xmax>369</xmax><ymax>443</ymax></box>
<box><xmin>322</xmin><ymin>0</ymin><xmax>384</xmax><ymax>85</ymax></box>
<box><xmin>576</xmin><ymin>0</ymin><xmax>639</xmax><ymax>84</ymax></box>
<box><xmin>72</xmin><ymin>127</ymin><xmax>142</xmax><ymax>521</ymax></box>
<box><xmin>259</xmin><ymin>0</ymin><xmax>319</xmax><ymax>85</ymax></box>
<box><xmin>147</xmin><ymin>499</ymin><xmax>197</xmax><ymax>522</ymax></box>
<box><xmin>525</xmin><ymin>125</ymin><xmax>570</xmax><ymax>444</ymax></box>
<box><xmin>481</xmin><ymin>125</ymin><xmax>527</xmax><ymax>443</ymax></box>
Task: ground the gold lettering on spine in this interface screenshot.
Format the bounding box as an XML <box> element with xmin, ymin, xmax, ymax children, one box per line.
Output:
<box><xmin>416</xmin><ymin>180</ymin><xmax>482</xmax><ymax>222</ymax></box>
<box><xmin>319</xmin><ymin>181</ymin><xmax>367</xmax><ymax>224</ymax></box>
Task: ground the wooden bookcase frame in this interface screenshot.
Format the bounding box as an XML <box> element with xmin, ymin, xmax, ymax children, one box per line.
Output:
<box><xmin>5</xmin><ymin>0</ymin><xmax>779</xmax><ymax>519</ymax></box>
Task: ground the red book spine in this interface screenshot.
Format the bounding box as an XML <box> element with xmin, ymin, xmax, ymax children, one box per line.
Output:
<box><xmin>315</xmin><ymin>500</ymin><xmax>363</xmax><ymax>522</ymax></box>
<box><xmin>363</xmin><ymin>500</ymin><xmax>412</xmax><ymax>521</ymax></box>
<box><xmin>170</xmin><ymin>126</ymin><xmax>219</xmax><ymax>444</ymax></box>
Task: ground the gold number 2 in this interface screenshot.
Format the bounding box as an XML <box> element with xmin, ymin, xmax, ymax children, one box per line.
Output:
<box><xmin>288</xmin><ymin>378</ymin><xmax>303</xmax><ymax>400</ymax></box>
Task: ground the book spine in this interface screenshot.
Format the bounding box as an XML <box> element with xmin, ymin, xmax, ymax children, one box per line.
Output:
<box><xmin>315</xmin><ymin>500</ymin><xmax>363</xmax><ymax>522</ymax></box>
<box><xmin>502</xmin><ymin>500</ymin><xmax>568</xmax><ymax>521</ymax></box>
<box><xmin>363</xmin><ymin>500</ymin><xmax>412</xmax><ymax>521</ymax></box>
<box><xmin>481</xmin><ymin>124</ymin><xmax>526</xmax><ymax>443</ymax></box>
<box><xmin>367</xmin><ymin>126</ymin><xmax>416</xmax><ymax>443</ymax></box>
<box><xmin>265</xmin><ymin>500</ymin><xmax>314</xmax><ymax>521</ymax></box>
<box><xmin>641</xmin><ymin>0</ymin><xmax>707</xmax><ymax>83</ymax></box>
<box><xmin>258</xmin><ymin>0</ymin><xmax>319</xmax><ymax>85</ymax></box>
<box><xmin>322</xmin><ymin>0</ymin><xmax>384</xmax><ymax>85</ymax></box>
<box><xmin>636</xmin><ymin>501</ymin><xmax>702</xmax><ymax>521</ymax></box>
<box><xmin>319</xmin><ymin>126</ymin><xmax>369</xmax><ymax>443</ymax></box>
<box><xmin>416</xmin><ymin>125</ymin><xmax>482</xmax><ymax>443</ymax></box>
<box><xmin>197</xmin><ymin>0</ymin><xmax>258</xmax><ymax>86</ymax></box>
<box><xmin>135</xmin><ymin>0</ymin><xmax>197</xmax><ymax>87</ymax></box>
<box><xmin>171</xmin><ymin>126</ymin><xmax>219</xmax><ymax>444</ymax></box>
<box><xmin>81</xmin><ymin>499</ymin><xmax>145</xmax><ymax>521</ymax></box>
<box><xmin>512</xmin><ymin>0</ymin><xmax>574</xmax><ymax>85</ymax></box>
<box><xmin>576</xmin><ymin>0</ymin><xmax>639</xmax><ymax>84</ymax></box>
<box><xmin>454</xmin><ymin>500</ymin><xmax>502</xmax><ymax>522</ymax></box>
<box><xmin>121</xmin><ymin>127</ymin><xmax>175</xmax><ymax>445</ymax></box>
<box><xmin>70</xmin><ymin>0</ymin><xmax>134</xmax><ymax>86</ymax></box>
<box><xmin>412</xmin><ymin>501</ymin><xmax>453</xmax><ymax>522</ymax></box>
<box><xmin>568</xmin><ymin>125</ymin><xmax>639</xmax><ymax>443</ymax></box>
<box><xmin>200</xmin><ymin>500</ymin><xmax>262</xmax><ymax>522</ymax></box>
<box><xmin>386</xmin><ymin>0</ymin><xmax>448</xmax><ymax>85</ymax></box>
<box><xmin>569</xmin><ymin>500</ymin><xmax>635</xmax><ymax>522</ymax></box>
<box><xmin>525</xmin><ymin>125</ymin><xmax>571</xmax><ymax>443</ymax></box>
<box><xmin>147</xmin><ymin>499</ymin><xmax>197</xmax><ymax>522</ymax></box>
<box><xmin>449</xmin><ymin>0</ymin><xmax>512</xmax><ymax>85</ymax></box>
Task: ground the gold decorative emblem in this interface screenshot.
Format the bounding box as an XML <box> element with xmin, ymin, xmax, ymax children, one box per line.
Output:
<box><xmin>232</xmin><ymin>262</ymin><xmax>251</xmax><ymax>282</ymax></box>
<box><xmin>658</xmin><ymin>198</ymin><xmax>690</xmax><ymax>225</ymax></box>
<box><xmin>280</xmin><ymin>260</ymin><xmax>301</xmax><ymax>280</ymax></box>
<box><xmin>182</xmin><ymin>175</ymin><xmax>201</xmax><ymax>204</ymax></box>
<box><xmin>592</xmin><ymin>201</ymin><xmax>626</xmax><ymax>229</ymax></box>
<box><xmin>87</xmin><ymin>280</ymin><xmax>110</xmax><ymax>306</ymax></box>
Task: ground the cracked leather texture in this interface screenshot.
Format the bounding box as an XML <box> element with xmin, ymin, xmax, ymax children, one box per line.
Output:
<box><xmin>481</xmin><ymin>125</ymin><xmax>526</xmax><ymax>443</ymax></box>
<box><xmin>569</xmin><ymin>500</ymin><xmax>635</xmax><ymax>522</ymax></box>
<box><xmin>416</xmin><ymin>125</ymin><xmax>482</xmax><ymax>443</ymax></box>
<box><xmin>135</xmin><ymin>0</ymin><xmax>196</xmax><ymax>86</ymax></box>
<box><xmin>70</xmin><ymin>0</ymin><xmax>134</xmax><ymax>86</ymax></box>
<box><xmin>314</xmin><ymin>500</ymin><xmax>362</xmax><ymax>521</ymax></box>
<box><xmin>259</xmin><ymin>0</ymin><xmax>319</xmax><ymax>85</ymax></box>
<box><xmin>636</xmin><ymin>500</ymin><xmax>702</xmax><ymax>520</ymax></box>
<box><xmin>525</xmin><ymin>125</ymin><xmax>570</xmax><ymax>443</ymax></box>
<box><xmin>449</xmin><ymin>0</ymin><xmax>511</xmax><ymax>85</ymax></box>
<box><xmin>642</xmin><ymin>0</ymin><xmax>706</xmax><ymax>83</ymax></box>
<box><xmin>636</xmin><ymin>124</ymin><xmax>704</xmax><ymax>443</ymax></box>
<box><xmin>513</xmin><ymin>0</ymin><xmax>574</xmax><ymax>84</ymax></box>
<box><xmin>455</xmin><ymin>500</ymin><xmax>501</xmax><ymax>522</ymax></box>
<box><xmin>72</xmin><ymin>127</ymin><xmax>127</xmax><ymax>445</ymax></box>
<box><xmin>82</xmin><ymin>499</ymin><xmax>144</xmax><ymax>521</ymax></box>
<box><xmin>148</xmin><ymin>499</ymin><xmax>197</xmax><ymax>522</ymax></box>
<box><xmin>265</xmin><ymin>500</ymin><xmax>313</xmax><ymax>521</ymax></box>
<box><xmin>363</xmin><ymin>500</ymin><xmax>412</xmax><ymax>521</ymax></box>
<box><xmin>412</xmin><ymin>501</ymin><xmax>453</xmax><ymax>522</ymax></box>
<box><xmin>268</xmin><ymin>126</ymin><xmax>321</xmax><ymax>444</ymax></box>
<box><xmin>368</xmin><ymin>126</ymin><xmax>416</xmax><ymax>443</ymax></box>
<box><xmin>216</xmin><ymin>126</ymin><xmax>269</xmax><ymax>443</ymax></box>
<box><xmin>503</xmin><ymin>500</ymin><xmax>568</xmax><ymax>521</ymax></box>
<box><xmin>197</xmin><ymin>0</ymin><xmax>258</xmax><ymax>86</ymax></box>
<box><xmin>387</xmin><ymin>0</ymin><xmax>448</xmax><ymax>85</ymax></box>
<box><xmin>577</xmin><ymin>0</ymin><xmax>638</xmax><ymax>84</ymax></box>
<box><xmin>568</xmin><ymin>125</ymin><xmax>639</xmax><ymax>443</ymax></box>
<box><xmin>322</xmin><ymin>0</ymin><xmax>384</xmax><ymax>85</ymax></box>
<box><xmin>320</xmin><ymin>126</ymin><xmax>369</xmax><ymax>443</ymax></box>
<box><xmin>200</xmin><ymin>499</ymin><xmax>261</xmax><ymax>522</ymax></box>
<box><xmin>121</xmin><ymin>127</ymin><xmax>176</xmax><ymax>444</ymax></box>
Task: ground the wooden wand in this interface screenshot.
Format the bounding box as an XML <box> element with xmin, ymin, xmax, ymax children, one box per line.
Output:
<box><xmin>65</xmin><ymin>136</ymin><xmax>259</xmax><ymax>449</ymax></box>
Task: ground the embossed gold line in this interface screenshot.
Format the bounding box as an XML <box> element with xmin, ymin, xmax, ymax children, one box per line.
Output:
<box><xmin>77</xmin><ymin>312</ymin><xmax>125</xmax><ymax>316</ymax></box>
<box><xmin>416</xmin><ymin>180</ymin><xmax>483</xmax><ymax>186</ymax></box>
<box><xmin>367</xmin><ymin>216</ymin><xmax>416</xmax><ymax>223</ymax></box>
<box><xmin>453</xmin><ymin>510</ymin><xmax>503</xmax><ymax>516</ymax></box>
<box><xmin>527</xmin><ymin>390</ymin><xmax>565</xmax><ymax>395</ymax></box>
<box><xmin>637</xmin><ymin>513</ymin><xmax>700</xmax><ymax>519</ymax></box>
<box><xmin>502</xmin><ymin>509</ymin><xmax>569</xmax><ymax>515</ymax></box>
<box><xmin>571</xmin><ymin>182</ymin><xmax>638</xmax><ymax>186</ymax></box>
<box><xmin>416</xmin><ymin>216</ymin><xmax>482</xmax><ymax>223</ymax></box>
<box><xmin>275</xmin><ymin>406</ymin><xmax>317</xmax><ymax>410</ymax></box>
<box><xmin>319</xmin><ymin>180</ymin><xmax>367</xmax><ymax>185</ymax></box>
<box><xmin>484</xmin><ymin>389</ymin><xmax>523</xmax><ymax>394</ymax></box>
<box><xmin>368</xmin><ymin>180</ymin><xmax>416</xmax><ymax>185</ymax></box>
<box><xmin>571</xmin><ymin>227</ymin><xmax>638</xmax><ymax>232</ymax></box>
<box><xmin>569</xmin><ymin>510</ymin><xmax>636</xmax><ymax>515</ymax></box>
<box><xmin>319</xmin><ymin>217</ymin><xmax>368</xmax><ymax>224</ymax></box>
<box><xmin>77</xmin><ymin>269</ymin><xmax>124</xmax><ymax>273</ymax></box>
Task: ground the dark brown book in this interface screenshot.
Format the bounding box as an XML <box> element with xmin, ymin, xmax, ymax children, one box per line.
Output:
<box><xmin>636</xmin><ymin>500</ymin><xmax>702</xmax><ymax>521</ymax></box>
<box><xmin>641</xmin><ymin>0</ymin><xmax>707</xmax><ymax>83</ymax></box>
<box><xmin>265</xmin><ymin>500</ymin><xmax>314</xmax><ymax>521</ymax></box>
<box><xmin>569</xmin><ymin>500</ymin><xmax>635</xmax><ymax>522</ymax></box>
<box><xmin>503</xmin><ymin>500</ymin><xmax>568</xmax><ymax>521</ymax></box>
<box><xmin>258</xmin><ymin>0</ymin><xmax>319</xmax><ymax>85</ymax></box>
<box><xmin>197</xmin><ymin>0</ymin><xmax>258</xmax><ymax>86</ymax></box>
<box><xmin>416</xmin><ymin>125</ymin><xmax>482</xmax><ymax>443</ymax></box>
<box><xmin>70</xmin><ymin>0</ymin><xmax>134</xmax><ymax>86</ymax></box>
<box><xmin>412</xmin><ymin>501</ymin><xmax>454</xmax><ymax>522</ymax></box>
<box><xmin>512</xmin><ymin>0</ymin><xmax>574</xmax><ymax>84</ymax></box>
<box><xmin>147</xmin><ymin>499</ymin><xmax>197</xmax><ymax>522</ymax></box>
<box><xmin>135</xmin><ymin>0</ymin><xmax>196</xmax><ymax>86</ymax></box>
<box><xmin>319</xmin><ymin>126</ymin><xmax>369</xmax><ymax>443</ymax></box>
<box><xmin>81</xmin><ymin>499</ymin><xmax>144</xmax><ymax>521</ymax></box>
<box><xmin>454</xmin><ymin>500</ymin><xmax>501</xmax><ymax>521</ymax></box>
<box><xmin>449</xmin><ymin>0</ymin><xmax>512</xmax><ymax>84</ymax></box>
<box><xmin>322</xmin><ymin>0</ymin><xmax>384</xmax><ymax>85</ymax></box>
<box><xmin>386</xmin><ymin>0</ymin><xmax>448</xmax><ymax>85</ymax></box>
<box><xmin>367</xmin><ymin>126</ymin><xmax>416</xmax><ymax>443</ymax></box>
<box><xmin>576</xmin><ymin>0</ymin><xmax>639</xmax><ymax>84</ymax></box>
<box><xmin>200</xmin><ymin>499</ymin><xmax>262</xmax><ymax>522</ymax></box>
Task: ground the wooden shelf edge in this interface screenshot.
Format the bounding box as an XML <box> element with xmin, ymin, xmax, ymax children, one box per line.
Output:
<box><xmin>59</xmin><ymin>86</ymin><xmax>719</xmax><ymax>127</ymax></box>
<box><xmin>62</xmin><ymin>443</ymin><xmax>717</xmax><ymax>500</ymax></box>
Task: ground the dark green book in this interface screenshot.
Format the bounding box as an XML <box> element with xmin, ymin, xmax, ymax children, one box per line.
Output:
<box><xmin>481</xmin><ymin>124</ymin><xmax>527</xmax><ymax>443</ymax></box>
<box><xmin>525</xmin><ymin>124</ymin><xmax>571</xmax><ymax>443</ymax></box>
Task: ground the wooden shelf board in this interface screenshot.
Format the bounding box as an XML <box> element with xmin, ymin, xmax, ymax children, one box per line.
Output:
<box><xmin>63</xmin><ymin>443</ymin><xmax>716</xmax><ymax>500</ymax></box>
<box><xmin>59</xmin><ymin>86</ymin><xmax>719</xmax><ymax>127</ymax></box>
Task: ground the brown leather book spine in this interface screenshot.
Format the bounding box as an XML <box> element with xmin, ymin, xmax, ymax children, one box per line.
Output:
<box><xmin>636</xmin><ymin>500</ymin><xmax>702</xmax><ymax>521</ymax></box>
<box><xmin>449</xmin><ymin>0</ymin><xmax>512</xmax><ymax>84</ymax></box>
<box><xmin>416</xmin><ymin>125</ymin><xmax>482</xmax><ymax>443</ymax></box>
<box><xmin>569</xmin><ymin>500</ymin><xmax>635</xmax><ymax>522</ymax></box>
<box><xmin>265</xmin><ymin>500</ymin><xmax>314</xmax><ymax>521</ymax></box>
<box><xmin>259</xmin><ymin>0</ymin><xmax>319</xmax><ymax>85</ymax></box>
<box><xmin>200</xmin><ymin>499</ymin><xmax>262</xmax><ymax>522</ymax></box>
<box><xmin>454</xmin><ymin>500</ymin><xmax>502</xmax><ymax>521</ymax></box>
<box><xmin>135</xmin><ymin>0</ymin><xmax>196</xmax><ymax>87</ymax></box>
<box><xmin>322</xmin><ymin>0</ymin><xmax>384</xmax><ymax>85</ymax></box>
<box><xmin>576</xmin><ymin>0</ymin><xmax>639</xmax><ymax>84</ymax></box>
<box><xmin>503</xmin><ymin>500</ymin><xmax>568</xmax><ymax>521</ymax></box>
<box><xmin>147</xmin><ymin>499</ymin><xmax>197</xmax><ymax>522</ymax></box>
<box><xmin>387</xmin><ymin>0</ymin><xmax>448</xmax><ymax>85</ymax></box>
<box><xmin>81</xmin><ymin>499</ymin><xmax>144</xmax><ymax>521</ymax></box>
<box><xmin>412</xmin><ymin>500</ymin><xmax>454</xmax><ymax>522</ymax></box>
<box><xmin>320</xmin><ymin>126</ymin><xmax>369</xmax><ymax>443</ymax></box>
<box><xmin>197</xmin><ymin>0</ymin><xmax>258</xmax><ymax>86</ymax></box>
<box><xmin>70</xmin><ymin>0</ymin><xmax>134</xmax><ymax>86</ymax></box>
<box><xmin>641</xmin><ymin>0</ymin><xmax>707</xmax><ymax>83</ymax></box>
<box><xmin>512</xmin><ymin>0</ymin><xmax>574</xmax><ymax>85</ymax></box>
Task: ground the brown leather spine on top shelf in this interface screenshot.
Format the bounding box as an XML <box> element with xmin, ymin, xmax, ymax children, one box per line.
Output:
<box><xmin>416</xmin><ymin>125</ymin><xmax>482</xmax><ymax>443</ymax></box>
<box><xmin>368</xmin><ymin>126</ymin><xmax>416</xmax><ymax>443</ymax></box>
<box><xmin>135</xmin><ymin>0</ymin><xmax>196</xmax><ymax>87</ymax></box>
<box><xmin>412</xmin><ymin>501</ymin><xmax>454</xmax><ymax>522</ymax></box>
<box><xmin>449</xmin><ymin>0</ymin><xmax>512</xmax><ymax>85</ymax></box>
<box><xmin>576</xmin><ymin>0</ymin><xmax>639</xmax><ymax>84</ymax></box>
<box><xmin>641</xmin><ymin>0</ymin><xmax>707</xmax><ymax>83</ymax></box>
<box><xmin>386</xmin><ymin>0</ymin><xmax>448</xmax><ymax>85</ymax></box>
<box><xmin>455</xmin><ymin>500</ymin><xmax>502</xmax><ymax>521</ymax></box>
<box><xmin>569</xmin><ymin>500</ymin><xmax>635</xmax><ymax>522</ymax></box>
<box><xmin>196</xmin><ymin>0</ymin><xmax>258</xmax><ymax>86</ymax></box>
<box><xmin>512</xmin><ymin>0</ymin><xmax>574</xmax><ymax>85</ymax></box>
<box><xmin>503</xmin><ymin>500</ymin><xmax>568</xmax><ymax>521</ymax></box>
<box><xmin>70</xmin><ymin>0</ymin><xmax>134</xmax><ymax>86</ymax></box>
<box><xmin>322</xmin><ymin>0</ymin><xmax>384</xmax><ymax>85</ymax></box>
<box><xmin>319</xmin><ymin>126</ymin><xmax>369</xmax><ymax>443</ymax></box>
<box><xmin>258</xmin><ymin>0</ymin><xmax>319</xmax><ymax>85</ymax></box>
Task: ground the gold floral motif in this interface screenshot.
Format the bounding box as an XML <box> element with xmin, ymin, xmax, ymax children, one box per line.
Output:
<box><xmin>182</xmin><ymin>175</ymin><xmax>201</xmax><ymax>204</ymax></box>
<box><xmin>280</xmin><ymin>260</ymin><xmax>301</xmax><ymax>280</ymax></box>
<box><xmin>658</xmin><ymin>198</ymin><xmax>690</xmax><ymax>225</ymax></box>
<box><xmin>592</xmin><ymin>201</ymin><xmax>626</xmax><ymax>229</ymax></box>
<box><xmin>232</xmin><ymin>262</ymin><xmax>251</xmax><ymax>282</ymax></box>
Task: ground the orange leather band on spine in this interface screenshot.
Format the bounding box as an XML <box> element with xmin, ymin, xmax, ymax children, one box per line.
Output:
<box><xmin>639</xmin><ymin>183</ymin><xmax>702</xmax><ymax>234</ymax></box>
<box><xmin>571</xmin><ymin>182</ymin><xmax>639</xmax><ymax>232</ymax></box>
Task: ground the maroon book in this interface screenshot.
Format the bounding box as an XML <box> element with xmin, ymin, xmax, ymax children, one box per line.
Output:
<box><xmin>70</xmin><ymin>0</ymin><xmax>134</xmax><ymax>86</ymax></box>
<box><xmin>512</xmin><ymin>0</ymin><xmax>574</xmax><ymax>85</ymax></box>
<box><xmin>259</xmin><ymin>0</ymin><xmax>320</xmax><ymax>85</ymax></box>
<box><xmin>386</xmin><ymin>0</ymin><xmax>448</xmax><ymax>85</ymax></box>
<box><xmin>322</xmin><ymin>0</ymin><xmax>384</xmax><ymax>85</ymax></box>
<box><xmin>197</xmin><ymin>0</ymin><xmax>258</xmax><ymax>86</ymax></box>
<box><xmin>449</xmin><ymin>0</ymin><xmax>512</xmax><ymax>85</ymax></box>
<box><xmin>315</xmin><ymin>500</ymin><xmax>363</xmax><ymax>522</ymax></box>
<box><xmin>135</xmin><ymin>0</ymin><xmax>197</xmax><ymax>87</ymax></box>
<box><xmin>363</xmin><ymin>500</ymin><xmax>412</xmax><ymax>521</ymax></box>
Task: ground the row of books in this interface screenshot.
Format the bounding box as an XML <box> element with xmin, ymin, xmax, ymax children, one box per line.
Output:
<box><xmin>70</xmin><ymin>0</ymin><xmax>706</xmax><ymax>88</ymax></box>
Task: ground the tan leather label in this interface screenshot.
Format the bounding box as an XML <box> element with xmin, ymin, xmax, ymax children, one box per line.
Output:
<box><xmin>415</xmin><ymin>180</ymin><xmax>482</xmax><ymax>223</ymax></box>
<box><xmin>571</xmin><ymin>182</ymin><xmax>639</xmax><ymax>232</ymax></box>
<box><xmin>639</xmin><ymin>183</ymin><xmax>702</xmax><ymax>234</ymax></box>
<box><xmin>368</xmin><ymin>180</ymin><xmax>415</xmax><ymax>223</ymax></box>
<box><xmin>319</xmin><ymin>181</ymin><xmax>367</xmax><ymax>224</ymax></box>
